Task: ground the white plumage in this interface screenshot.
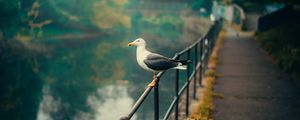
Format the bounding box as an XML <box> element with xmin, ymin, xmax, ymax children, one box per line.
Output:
<box><xmin>128</xmin><ymin>38</ymin><xmax>190</xmax><ymax>87</ymax></box>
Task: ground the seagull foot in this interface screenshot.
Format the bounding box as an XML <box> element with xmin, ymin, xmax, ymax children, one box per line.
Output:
<box><xmin>153</xmin><ymin>75</ymin><xmax>157</xmax><ymax>79</ymax></box>
<box><xmin>148</xmin><ymin>78</ymin><xmax>157</xmax><ymax>87</ymax></box>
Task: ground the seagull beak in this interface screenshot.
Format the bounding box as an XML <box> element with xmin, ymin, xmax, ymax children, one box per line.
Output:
<box><xmin>128</xmin><ymin>42</ymin><xmax>134</xmax><ymax>46</ymax></box>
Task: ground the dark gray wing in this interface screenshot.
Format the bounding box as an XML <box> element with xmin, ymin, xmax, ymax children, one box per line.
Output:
<box><xmin>143</xmin><ymin>53</ymin><xmax>178</xmax><ymax>71</ymax></box>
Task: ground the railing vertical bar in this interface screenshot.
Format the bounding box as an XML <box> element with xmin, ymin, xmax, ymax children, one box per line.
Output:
<box><xmin>204</xmin><ymin>38</ymin><xmax>207</xmax><ymax>81</ymax></box>
<box><xmin>175</xmin><ymin>55</ymin><xmax>180</xmax><ymax>120</ymax></box>
<box><xmin>154</xmin><ymin>79</ymin><xmax>159</xmax><ymax>120</ymax></box>
<box><xmin>186</xmin><ymin>49</ymin><xmax>191</xmax><ymax>116</ymax></box>
<box><xmin>207</xmin><ymin>38</ymin><xmax>210</xmax><ymax>66</ymax></box>
<box><xmin>201</xmin><ymin>39</ymin><xmax>205</xmax><ymax>86</ymax></box>
<box><xmin>193</xmin><ymin>44</ymin><xmax>197</xmax><ymax>99</ymax></box>
<box><xmin>199</xmin><ymin>40</ymin><xmax>202</xmax><ymax>86</ymax></box>
<box><xmin>205</xmin><ymin>39</ymin><xmax>207</xmax><ymax>78</ymax></box>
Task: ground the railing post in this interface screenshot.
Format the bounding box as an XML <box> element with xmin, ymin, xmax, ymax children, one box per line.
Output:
<box><xmin>175</xmin><ymin>55</ymin><xmax>180</xmax><ymax>120</ymax></box>
<box><xmin>186</xmin><ymin>49</ymin><xmax>191</xmax><ymax>116</ymax></box>
<box><xmin>209</xmin><ymin>40</ymin><xmax>211</xmax><ymax>63</ymax></box>
<box><xmin>205</xmin><ymin>38</ymin><xmax>209</xmax><ymax>70</ymax></box>
<box><xmin>193</xmin><ymin>44</ymin><xmax>198</xmax><ymax>99</ymax></box>
<box><xmin>199</xmin><ymin>39</ymin><xmax>204</xmax><ymax>86</ymax></box>
<box><xmin>154</xmin><ymin>79</ymin><xmax>159</xmax><ymax>120</ymax></box>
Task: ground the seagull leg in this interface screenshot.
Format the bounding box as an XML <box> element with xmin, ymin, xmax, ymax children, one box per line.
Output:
<box><xmin>148</xmin><ymin>72</ymin><xmax>157</xmax><ymax>87</ymax></box>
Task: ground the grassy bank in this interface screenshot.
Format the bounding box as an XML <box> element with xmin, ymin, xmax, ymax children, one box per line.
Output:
<box><xmin>188</xmin><ymin>29</ymin><xmax>225</xmax><ymax>120</ymax></box>
<box><xmin>256</xmin><ymin>17</ymin><xmax>300</xmax><ymax>79</ymax></box>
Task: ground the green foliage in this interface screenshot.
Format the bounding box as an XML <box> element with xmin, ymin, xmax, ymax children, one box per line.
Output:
<box><xmin>0</xmin><ymin>0</ymin><xmax>35</xmax><ymax>37</ymax></box>
<box><xmin>91</xmin><ymin>0</ymin><xmax>131</xmax><ymax>29</ymax></box>
<box><xmin>0</xmin><ymin>0</ymin><xmax>131</xmax><ymax>40</ymax></box>
<box><xmin>134</xmin><ymin>14</ymin><xmax>184</xmax><ymax>39</ymax></box>
<box><xmin>257</xmin><ymin>18</ymin><xmax>300</xmax><ymax>78</ymax></box>
<box><xmin>192</xmin><ymin>0</ymin><xmax>204</xmax><ymax>10</ymax></box>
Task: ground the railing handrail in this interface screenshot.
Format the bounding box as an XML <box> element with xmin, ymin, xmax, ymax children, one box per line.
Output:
<box><xmin>120</xmin><ymin>19</ymin><xmax>223</xmax><ymax>120</ymax></box>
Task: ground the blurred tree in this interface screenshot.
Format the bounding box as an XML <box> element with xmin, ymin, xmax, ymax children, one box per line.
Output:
<box><xmin>91</xmin><ymin>0</ymin><xmax>131</xmax><ymax>29</ymax></box>
<box><xmin>0</xmin><ymin>0</ymin><xmax>35</xmax><ymax>38</ymax></box>
<box><xmin>131</xmin><ymin>12</ymin><xmax>142</xmax><ymax>35</ymax></box>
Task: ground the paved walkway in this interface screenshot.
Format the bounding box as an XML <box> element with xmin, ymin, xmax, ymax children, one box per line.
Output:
<box><xmin>213</xmin><ymin>26</ymin><xmax>300</xmax><ymax>120</ymax></box>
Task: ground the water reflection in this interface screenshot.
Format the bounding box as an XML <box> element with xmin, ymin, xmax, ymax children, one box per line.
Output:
<box><xmin>87</xmin><ymin>85</ymin><xmax>135</xmax><ymax>120</ymax></box>
<box><xmin>37</xmin><ymin>86</ymin><xmax>61</xmax><ymax>120</ymax></box>
<box><xmin>37</xmin><ymin>84</ymin><xmax>135</xmax><ymax>120</ymax></box>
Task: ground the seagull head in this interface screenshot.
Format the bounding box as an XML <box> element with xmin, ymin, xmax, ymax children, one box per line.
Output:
<box><xmin>128</xmin><ymin>38</ymin><xmax>146</xmax><ymax>47</ymax></box>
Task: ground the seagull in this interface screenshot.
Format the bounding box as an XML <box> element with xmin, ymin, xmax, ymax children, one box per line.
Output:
<box><xmin>128</xmin><ymin>38</ymin><xmax>190</xmax><ymax>87</ymax></box>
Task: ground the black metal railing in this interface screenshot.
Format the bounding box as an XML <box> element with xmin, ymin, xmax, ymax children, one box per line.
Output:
<box><xmin>120</xmin><ymin>19</ymin><xmax>223</xmax><ymax>120</ymax></box>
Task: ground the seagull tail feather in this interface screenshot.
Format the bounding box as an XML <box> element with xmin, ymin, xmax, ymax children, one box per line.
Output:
<box><xmin>173</xmin><ymin>64</ymin><xmax>187</xmax><ymax>70</ymax></box>
<box><xmin>173</xmin><ymin>60</ymin><xmax>191</xmax><ymax>70</ymax></box>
